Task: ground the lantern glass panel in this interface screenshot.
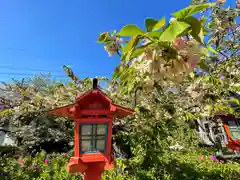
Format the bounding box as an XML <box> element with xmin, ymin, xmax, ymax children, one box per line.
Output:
<box><xmin>228</xmin><ymin>119</ymin><xmax>240</xmax><ymax>140</ymax></box>
<box><xmin>96</xmin><ymin>139</ymin><xmax>105</xmax><ymax>151</ymax></box>
<box><xmin>80</xmin><ymin>123</ymin><xmax>108</xmax><ymax>154</ymax></box>
<box><xmin>81</xmin><ymin>125</ymin><xmax>92</xmax><ymax>135</ymax></box>
<box><xmin>97</xmin><ymin>124</ymin><xmax>107</xmax><ymax>135</ymax></box>
<box><xmin>81</xmin><ymin>140</ymin><xmax>91</xmax><ymax>152</ymax></box>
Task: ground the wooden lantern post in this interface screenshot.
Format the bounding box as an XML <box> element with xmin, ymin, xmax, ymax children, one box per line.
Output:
<box><xmin>46</xmin><ymin>78</ymin><xmax>134</xmax><ymax>180</ymax></box>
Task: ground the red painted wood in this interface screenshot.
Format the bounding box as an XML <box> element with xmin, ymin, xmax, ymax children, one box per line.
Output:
<box><xmin>107</xmin><ymin>120</ymin><xmax>112</xmax><ymax>155</ymax></box>
<box><xmin>83</xmin><ymin>163</ymin><xmax>104</xmax><ymax>180</ymax></box>
<box><xmin>84</xmin><ymin>172</ymin><xmax>101</xmax><ymax>180</ymax></box>
<box><xmin>74</xmin><ymin>122</ymin><xmax>80</xmax><ymax>157</ymax></box>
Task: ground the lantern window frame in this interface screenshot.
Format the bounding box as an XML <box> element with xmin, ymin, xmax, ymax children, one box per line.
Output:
<box><xmin>80</xmin><ymin>123</ymin><xmax>108</xmax><ymax>154</ymax></box>
<box><xmin>227</xmin><ymin>118</ymin><xmax>240</xmax><ymax>140</ymax></box>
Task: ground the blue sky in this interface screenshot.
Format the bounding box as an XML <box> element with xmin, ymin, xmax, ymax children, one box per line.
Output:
<box><xmin>0</xmin><ymin>0</ymin><xmax>193</xmax><ymax>82</ymax></box>
<box><xmin>0</xmin><ymin>0</ymin><xmax>235</xmax><ymax>83</ymax></box>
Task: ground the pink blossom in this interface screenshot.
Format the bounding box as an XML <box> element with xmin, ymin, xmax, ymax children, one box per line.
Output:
<box><xmin>173</xmin><ymin>37</ymin><xmax>188</xmax><ymax>50</ymax></box>
<box><xmin>210</xmin><ymin>155</ymin><xmax>216</xmax><ymax>161</ymax></box>
<box><xmin>188</xmin><ymin>54</ymin><xmax>200</xmax><ymax>69</ymax></box>
<box><xmin>200</xmin><ymin>155</ymin><xmax>205</xmax><ymax>161</ymax></box>
<box><xmin>18</xmin><ymin>157</ymin><xmax>25</xmax><ymax>167</ymax></box>
<box><xmin>44</xmin><ymin>159</ymin><xmax>49</xmax><ymax>164</ymax></box>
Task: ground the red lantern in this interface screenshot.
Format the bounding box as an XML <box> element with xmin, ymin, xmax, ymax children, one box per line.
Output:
<box><xmin>47</xmin><ymin>79</ymin><xmax>134</xmax><ymax>180</ymax></box>
<box><xmin>216</xmin><ymin>115</ymin><xmax>240</xmax><ymax>151</ymax></box>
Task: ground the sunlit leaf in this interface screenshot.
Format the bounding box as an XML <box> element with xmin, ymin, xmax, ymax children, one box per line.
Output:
<box><xmin>113</xmin><ymin>65</ymin><xmax>124</xmax><ymax>79</ymax></box>
<box><xmin>152</xmin><ymin>17</ymin><xmax>166</xmax><ymax>31</ymax></box>
<box><xmin>125</xmin><ymin>49</ymin><xmax>135</xmax><ymax>64</ymax></box>
<box><xmin>130</xmin><ymin>47</ymin><xmax>145</xmax><ymax>59</ymax></box>
<box><xmin>122</xmin><ymin>36</ymin><xmax>138</xmax><ymax>54</ymax></box>
<box><xmin>190</xmin><ymin>30</ymin><xmax>204</xmax><ymax>44</ymax></box>
<box><xmin>172</xmin><ymin>3</ymin><xmax>216</xmax><ymax>19</ymax></box>
<box><xmin>159</xmin><ymin>21</ymin><xmax>190</xmax><ymax>42</ymax></box>
<box><xmin>146</xmin><ymin>31</ymin><xmax>162</xmax><ymax>38</ymax></box>
<box><xmin>207</xmin><ymin>46</ymin><xmax>218</xmax><ymax>54</ymax></box>
<box><xmin>118</xmin><ymin>24</ymin><xmax>144</xmax><ymax>37</ymax></box>
<box><xmin>145</xmin><ymin>18</ymin><xmax>158</xmax><ymax>32</ymax></box>
<box><xmin>230</xmin><ymin>98</ymin><xmax>240</xmax><ymax>106</ymax></box>
<box><xmin>110</xmin><ymin>30</ymin><xmax>117</xmax><ymax>36</ymax></box>
<box><xmin>184</xmin><ymin>16</ymin><xmax>202</xmax><ymax>35</ymax></box>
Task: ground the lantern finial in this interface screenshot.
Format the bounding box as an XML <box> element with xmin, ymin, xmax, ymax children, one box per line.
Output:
<box><xmin>93</xmin><ymin>78</ymin><xmax>98</xmax><ymax>89</ymax></box>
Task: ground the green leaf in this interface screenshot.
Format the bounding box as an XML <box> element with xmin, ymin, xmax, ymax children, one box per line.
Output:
<box><xmin>230</xmin><ymin>98</ymin><xmax>240</xmax><ymax>106</ymax></box>
<box><xmin>125</xmin><ymin>49</ymin><xmax>135</xmax><ymax>64</ymax></box>
<box><xmin>184</xmin><ymin>16</ymin><xmax>202</xmax><ymax>35</ymax></box>
<box><xmin>130</xmin><ymin>47</ymin><xmax>145</xmax><ymax>59</ymax></box>
<box><xmin>120</xmin><ymin>47</ymin><xmax>145</xmax><ymax>65</ymax></box>
<box><xmin>122</xmin><ymin>36</ymin><xmax>138</xmax><ymax>54</ymax></box>
<box><xmin>172</xmin><ymin>3</ymin><xmax>216</xmax><ymax>19</ymax></box>
<box><xmin>98</xmin><ymin>32</ymin><xmax>108</xmax><ymax>43</ymax></box>
<box><xmin>118</xmin><ymin>24</ymin><xmax>144</xmax><ymax>37</ymax></box>
<box><xmin>207</xmin><ymin>46</ymin><xmax>218</xmax><ymax>54</ymax></box>
<box><xmin>120</xmin><ymin>52</ymin><xmax>128</xmax><ymax>63</ymax></box>
<box><xmin>185</xmin><ymin>112</ymin><xmax>192</xmax><ymax>121</ymax></box>
<box><xmin>159</xmin><ymin>21</ymin><xmax>190</xmax><ymax>42</ymax></box>
<box><xmin>113</xmin><ymin>65</ymin><xmax>124</xmax><ymax>79</ymax></box>
<box><xmin>189</xmin><ymin>72</ymin><xmax>195</xmax><ymax>79</ymax></box>
<box><xmin>110</xmin><ymin>30</ymin><xmax>117</xmax><ymax>36</ymax></box>
<box><xmin>198</xmin><ymin>60</ymin><xmax>209</xmax><ymax>72</ymax></box>
<box><xmin>146</xmin><ymin>31</ymin><xmax>162</xmax><ymax>38</ymax></box>
<box><xmin>182</xmin><ymin>16</ymin><xmax>205</xmax><ymax>44</ymax></box>
<box><xmin>190</xmin><ymin>30</ymin><xmax>204</xmax><ymax>44</ymax></box>
<box><xmin>112</xmin><ymin>70</ymin><xmax>119</xmax><ymax>80</ymax></box>
<box><xmin>145</xmin><ymin>18</ymin><xmax>158</xmax><ymax>32</ymax></box>
<box><xmin>152</xmin><ymin>17</ymin><xmax>166</xmax><ymax>31</ymax></box>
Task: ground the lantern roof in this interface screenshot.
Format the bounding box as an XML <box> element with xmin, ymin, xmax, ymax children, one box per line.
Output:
<box><xmin>47</xmin><ymin>80</ymin><xmax>134</xmax><ymax>119</ymax></box>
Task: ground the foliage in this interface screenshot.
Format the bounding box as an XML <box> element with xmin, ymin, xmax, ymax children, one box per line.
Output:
<box><xmin>98</xmin><ymin>1</ymin><xmax>240</xmax><ymax>179</ymax></box>
<box><xmin>0</xmin><ymin>73</ymin><xmax>109</xmax><ymax>155</ymax></box>
<box><xmin>1</xmin><ymin>151</ymin><xmax>240</xmax><ymax>180</ymax></box>
<box><xmin>98</xmin><ymin>3</ymin><xmax>217</xmax><ymax>95</ymax></box>
<box><xmin>0</xmin><ymin>151</ymin><xmax>131</xmax><ymax>180</ymax></box>
<box><xmin>0</xmin><ymin>152</ymin><xmax>80</xmax><ymax>180</ymax></box>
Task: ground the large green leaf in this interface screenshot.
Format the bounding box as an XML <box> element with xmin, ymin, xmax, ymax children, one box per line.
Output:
<box><xmin>190</xmin><ymin>29</ymin><xmax>204</xmax><ymax>44</ymax></box>
<box><xmin>152</xmin><ymin>17</ymin><xmax>166</xmax><ymax>31</ymax></box>
<box><xmin>172</xmin><ymin>3</ymin><xmax>216</xmax><ymax>19</ymax></box>
<box><xmin>145</xmin><ymin>18</ymin><xmax>158</xmax><ymax>32</ymax></box>
<box><xmin>118</xmin><ymin>24</ymin><xmax>144</xmax><ymax>37</ymax></box>
<box><xmin>122</xmin><ymin>36</ymin><xmax>138</xmax><ymax>54</ymax></box>
<box><xmin>146</xmin><ymin>31</ymin><xmax>162</xmax><ymax>38</ymax></box>
<box><xmin>159</xmin><ymin>20</ymin><xmax>190</xmax><ymax>42</ymax></box>
<box><xmin>183</xmin><ymin>17</ymin><xmax>204</xmax><ymax>44</ymax></box>
<box><xmin>184</xmin><ymin>16</ymin><xmax>202</xmax><ymax>35</ymax></box>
